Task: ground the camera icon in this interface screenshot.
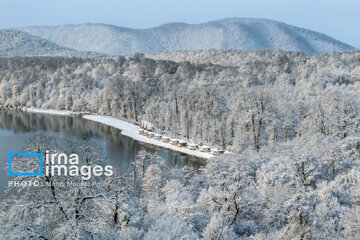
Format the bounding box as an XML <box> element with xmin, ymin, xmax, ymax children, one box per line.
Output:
<box><xmin>8</xmin><ymin>150</ymin><xmax>43</xmax><ymax>176</ymax></box>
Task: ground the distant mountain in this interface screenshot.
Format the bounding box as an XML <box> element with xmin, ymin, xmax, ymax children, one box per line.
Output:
<box><xmin>0</xmin><ymin>29</ymin><xmax>103</xmax><ymax>57</ymax></box>
<box><xmin>18</xmin><ymin>18</ymin><xmax>355</xmax><ymax>55</ymax></box>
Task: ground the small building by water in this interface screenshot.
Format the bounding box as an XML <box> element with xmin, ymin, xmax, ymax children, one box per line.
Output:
<box><xmin>162</xmin><ymin>136</ymin><xmax>170</xmax><ymax>143</ymax></box>
<box><xmin>188</xmin><ymin>143</ymin><xmax>198</xmax><ymax>150</ymax></box>
<box><xmin>179</xmin><ymin>140</ymin><xmax>188</xmax><ymax>148</ymax></box>
<box><xmin>200</xmin><ymin>146</ymin><xmax>211</xmax><ymax>152</ymax></box>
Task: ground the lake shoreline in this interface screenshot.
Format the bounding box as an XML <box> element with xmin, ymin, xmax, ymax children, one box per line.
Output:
<box><xmin>21</xmin><ymin>107</ymin><xmax>214</xmax><ymax>159</ymax></box>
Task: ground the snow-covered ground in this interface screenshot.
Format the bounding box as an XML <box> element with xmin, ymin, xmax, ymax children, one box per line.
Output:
<box><xmin>23</xmin><ymin>107</ymin><xmax>79</xmax><ymax>116</ymax></box>
<box><xmin>83</xmin><ymin>115</ymin><xmax>214</xmax><ymax>159</ymax></box>
<box><xmin>20</xmin><ymin>107</ymin><xmax>213</xmax><ymax>159</ymax></box>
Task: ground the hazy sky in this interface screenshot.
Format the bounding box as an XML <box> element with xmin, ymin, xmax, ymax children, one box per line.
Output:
<box><xmin>0</xmin><ymin>0</ymin><xmax>359</xmax><ymax>48</ymax></box>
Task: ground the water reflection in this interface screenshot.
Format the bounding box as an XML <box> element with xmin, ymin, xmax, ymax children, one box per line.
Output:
<box><xmin>0</xmin><ymin>110</ymin><xmax>205</xmax><ymax>199</ymax></box>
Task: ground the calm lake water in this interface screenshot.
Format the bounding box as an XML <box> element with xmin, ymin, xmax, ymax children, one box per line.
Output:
<box><xmin>0</xmin><ymin>110</ymin><xmax>204</xmax><ymax>200</ymax></box>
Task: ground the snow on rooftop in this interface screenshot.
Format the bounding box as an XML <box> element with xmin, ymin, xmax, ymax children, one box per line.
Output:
<box><xmin>200</xmin><ymin>146</ymin><xmax>211</xmax><ymax>149</ymax></box>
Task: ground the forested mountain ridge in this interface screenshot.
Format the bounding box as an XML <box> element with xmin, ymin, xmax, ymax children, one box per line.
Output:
<box><xmin>18</xmin><ymin>18</ymin><xmax>356</xmax><ymax>55</ymax></box>
<box><xmin>0</xmin><ymin>29</ymin><xmax>103</xmax><ymax>58</ymax></box>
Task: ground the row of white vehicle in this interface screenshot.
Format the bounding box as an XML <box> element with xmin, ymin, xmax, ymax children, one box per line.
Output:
<box><xmin>138</xmin><ymin>128</ymin><xmax>225</xmax><ymax>156</ymax></box>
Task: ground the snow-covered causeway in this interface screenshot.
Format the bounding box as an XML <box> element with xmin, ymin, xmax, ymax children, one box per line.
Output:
<box><xmin>22</xmin><ymin>108</ymin><xmax>214</xmax><ymax>159</ymax></box>
<box><xmin>83</xmin><ymin>115</ymin><xmax>213</xmax><ymax>159</ymax></box>
<box><xmin>25</xmin><ymin>107</ymin><xmax>79</xmax><ymax>116</ymax></box>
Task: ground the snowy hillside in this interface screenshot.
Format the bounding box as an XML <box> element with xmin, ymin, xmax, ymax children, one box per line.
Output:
<box><xmin>2</xmin><ymin>51</ymin><xmax>360</xmax><ymax>239</ymax></box>
<box><xmin>19</xmin><ymin>18</ymin><xmax>356</xmax><ymax>55</ymax></box>
<box><xmin>0</xmin><ymin>29</ymin><xmax>103</xmax><ymax>57</ymax></box>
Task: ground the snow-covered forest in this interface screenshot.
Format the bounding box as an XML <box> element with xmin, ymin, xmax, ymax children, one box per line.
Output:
<box><xmin>1</xmin><ymin>50</ymin><xmax>360</xmax><ymax>151</ymax></box>
<box><xmin>1</xmin><ymin>50</ymin><xmax>360</xmax><ymax>239</ymax></box>
<box><xmin>1</xmin><ymin>133</ymin><xmax>360</xmax><ymax>239</ymax></box>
